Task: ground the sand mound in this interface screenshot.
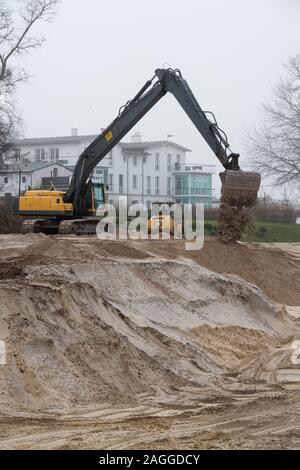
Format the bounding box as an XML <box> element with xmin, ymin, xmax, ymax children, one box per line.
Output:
<box><xmin>234</xmin><ymin>336</ymin><xmax>300</xmax><ymax>384</ymax></box>
<box><xmin>23</xmin><ymin>237</ymin><xmax>151</xmax><ymax>262</ymax></box>
<box><xmin>0</xmin><ymin>237</ymin><xmax>295</xmax><ymax>413</ymax></box>
<box><xmin>136</xmin><ymin>238</ymin><xmax>300</xmax><ymax>305</ymax></box>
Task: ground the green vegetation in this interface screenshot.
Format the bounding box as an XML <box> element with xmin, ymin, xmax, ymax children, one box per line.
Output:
<box><xmin>204</xmin><ymin>220</ymin><xmax>300</xmax><ymax>243</ymax></box>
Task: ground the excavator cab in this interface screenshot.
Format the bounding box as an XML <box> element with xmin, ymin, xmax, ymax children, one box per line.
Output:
<box><xmin>77</xmin><ymin>181</ymin><xmax>106</xmax><ymax>216</ymax></box>
<box><xmin>93</xmin><ymin>183</ymin><xmax>106</xmax><ymax>211</ymax></box>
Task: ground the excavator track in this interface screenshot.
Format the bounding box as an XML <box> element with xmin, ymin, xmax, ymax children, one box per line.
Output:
<box><xmin>58</xmin><ymin>219</ymin><xmax>99</xmax><ymax>236</ymax></box>
<box><xmin>21</xmin><ymin>219</ymin><xmax>60</xmax><ymax>235</ymax></box>
<box><xmin>21</xmin><ymin>219</ymin><xmax>46</xmax><ymax>234</ymax></box>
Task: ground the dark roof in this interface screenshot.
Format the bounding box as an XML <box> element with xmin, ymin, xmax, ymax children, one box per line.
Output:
<box><xmin>0</xmin><ymin>162</ymin><xmax>73</xmax><ymax>173</ymax></box>
<box><xmin>41</xmin><ymin>177</ymin><xmax>70</xmax><ymax>190</ymax></box>
<box><xmin>121</xmin><ymin>140</ymin><xmax>191</xmax><ymax>152</ymax></box>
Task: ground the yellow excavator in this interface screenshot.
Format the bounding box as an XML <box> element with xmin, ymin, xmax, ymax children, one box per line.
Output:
<box><xmin>16</xmin><ymin>67</ymin><xmax>261</xmax><ymax>235</ymax></box>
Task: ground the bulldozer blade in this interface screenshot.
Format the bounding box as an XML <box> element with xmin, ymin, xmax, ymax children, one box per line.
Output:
<box><xmin>220</xmin><ymin>170</ymin><xmax>261</xmax><ymax>207</ymax></box>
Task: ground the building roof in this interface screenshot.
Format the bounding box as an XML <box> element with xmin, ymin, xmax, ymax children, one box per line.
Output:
<box><xmin>14</xmin><ymin>135</ymin><xmax>98</xmax><ymax>146</ymax></box>
<box><xmin>120</xmin><ymin>140</ymin><xmax>191</xmax><ymax>152</ymax></box>
<box><xmin>14</xmin><ymin>135</ymin><xmax>191</xmax><ymax>152</ymax></box>
<box><xmin>0</xmin><ymin>162</ymin><xmax>73</xmax><ymax>173</ymax></box>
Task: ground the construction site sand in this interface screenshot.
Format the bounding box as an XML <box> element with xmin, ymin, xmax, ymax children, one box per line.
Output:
<box><xmin>0</xmin><ymin>235</ymin><xmax>300</xmax><ymax>449</ymax></box>
<box><xmin>134</xmin><ymin>238</ymin><xmax>300</xmax><ymax>305</ymax></box>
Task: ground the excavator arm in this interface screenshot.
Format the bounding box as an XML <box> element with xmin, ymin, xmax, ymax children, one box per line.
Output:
<box><xmin>65</xmin><ymin>74</ymin><xmax>166</xmax><ymax>209</ymax></box>
<box><xmin>66</xmin><ymin>68</ymin><xmax>260</xmax><ymax>211</ymax></box>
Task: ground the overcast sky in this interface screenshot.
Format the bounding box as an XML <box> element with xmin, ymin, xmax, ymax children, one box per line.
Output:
<box><xmin>14</xmin><ymin>0</ymin><xmax>300</xmax><ymax>194</ymax></box>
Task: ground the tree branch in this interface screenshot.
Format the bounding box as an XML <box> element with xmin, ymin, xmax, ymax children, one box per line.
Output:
<box><xmin>246</xmin><ymin>54</ymin><xmax>300</xmax><ymax>188</ymax></box>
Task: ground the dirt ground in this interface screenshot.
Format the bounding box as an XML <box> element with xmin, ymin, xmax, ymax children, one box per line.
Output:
<box><xmin>0</xmin><ymin>234</ymin><xmax>300</xmax><ymax>449</ymax></box>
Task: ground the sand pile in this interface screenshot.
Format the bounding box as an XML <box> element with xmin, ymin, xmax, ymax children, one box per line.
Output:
<box><xmin>235</xmin><ymin>337</ymin><xmax>300</xmax><ymax>384</ymax></box>
<box><xmin>137</xmin><ymin>238</ymin><xmax>300</xmax><ymax>305</ymax></box>
<box><xmin>0</xmin><ymin>236</ymin><xmax>296</xmax><ymax>414</ymax></box>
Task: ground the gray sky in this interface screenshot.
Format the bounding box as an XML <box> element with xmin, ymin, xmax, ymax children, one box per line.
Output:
<box><xmin>15</xmin><ymin>0</ymin><xmax>300</xmax><ymax>193</ymax></box>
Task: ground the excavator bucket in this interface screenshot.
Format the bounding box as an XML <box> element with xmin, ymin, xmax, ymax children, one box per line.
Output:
<box><xmin>220</xmin><ymin>170</ymin><xmax>261</xmax><ymax>207</ymax></box>
<box><xmin>218</xmin><ymin>170</ymin><xmax>261</xmax><ymax>242</ymax></box>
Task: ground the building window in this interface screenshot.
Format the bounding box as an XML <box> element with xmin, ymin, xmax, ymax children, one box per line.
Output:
<box><xmin>109</xmin><ymin>174</ymin><xmax>114</xmax><ymax>192</ymax></box>
<box><xmin>22</xmin><ymin>176</ymin><xmax>26</xmax><ymax>183</ymax></box>
<box><xmin>94</xmin><ymin>168</ymin><xmax>104</xmax><ymax>183</ymax></box>
<box><xmin>133</xmin><ymin>174</ymin><xmax>137</xmax><ymax>189</ymax></box>
<box><xmin>59</xmin><ymin>159</ymin><xmax>68</xmax><ymax>165</ymax></box>
<box><xmin>133</xmin><ymin>156</ymin><xmax>137</xmax><ymax>167</ymax></box>
<box><xmin>167</xmin><ymin>154</ymin><xmax>172</xmax><ymax>171</ymax></box>
<box><xmin>53</xmin><ymin>168</ymin><xmax>58</xmax><ymax>178</ymax></box>
<box><xmin>119</xmin><ymin>174</ymin><xmax>123</xmax><ymax>194</ymax></box>
<box><xmin>155</xmin><ymin>176</ymin><xmax>160</xmax><ymax>195</ymax></box>
<box><xmin>4</xmin><ymin>176</ymin><xmax>8</xmax><ymax>184</ymax></box>
<box><xmin>35</xmin><ymin>148</ymin><xmax>46</xmax><ymax>162</ymax></box>
<box><xmin>176</xmin><ymin>154</ymin><xmax>181</xmax><ymax>165</ymax></box>
<box><xmin>190</xmin><ymin>174</ymin><xmax>211</xmax><ymax>196</ymax></box>
<box><xmin>50</xmin><ymin>148</ymin><xmax>59</xmax><ymax>162</ymax></box>
<box><xmin>155</xmin><ymin>153</ymin><xmax>160</xmax><ymax>171</ymax></box>
<box><xmin>175</xmin><ymin>174</ymin><xmax>189</xmax><ymax>195</ymax></box>
<box><xmin>167</xmin><ymin>177</ymin><xmax>171</xmax><ymax>195</ymax></box>
<box><xmin>147</xmin><ymin>176</ymin><xmax>151</xmax><ymax>194</ymax></box>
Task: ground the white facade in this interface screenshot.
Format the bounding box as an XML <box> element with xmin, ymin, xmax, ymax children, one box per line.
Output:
<box><xmin>106</xmin><ymin>139</ymin><xmax>188</xmax><ymax>207</ymax></box>
<box><xmin>8</xmin><ymin>131</ymin><xmax>215</xmax><ymax>206</ymax></box>
<box><xmin>10</xmin><ymin>131</ymin><xmax>112</xmax><ymax>168</ymax></box>
<box><xmin>0</xmin><ymin>163</ymin><xmax>73</xmax><ymax>197</ymax></box>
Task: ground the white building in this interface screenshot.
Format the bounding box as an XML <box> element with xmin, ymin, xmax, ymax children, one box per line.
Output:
<box><xmin>0</xmin><ymin>162</ymin><xmax>73</xmax><ymax>197</ymax></box>
<box><xmin>7</xmin><ymin>130</ymin><xmax>216</xmax><ymax>207</ymax></box>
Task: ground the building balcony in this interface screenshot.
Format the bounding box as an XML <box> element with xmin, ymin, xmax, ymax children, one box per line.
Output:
<box><xmin>171</xmin><ymin>163</ymin><xmax>216</xmax><ymax>174</ymax></box>
<box><xmin>31</xmin><ymin>156</ymin><xmax>114</xmax><ymax>168</ymax></box>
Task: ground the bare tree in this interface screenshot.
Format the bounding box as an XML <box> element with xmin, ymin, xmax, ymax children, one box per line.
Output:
<box><xmin>0</xmin><ymin>103</ymin><xmax>21</xmax><ymax>159</ymax></box>
<box><xmin>0</xmin><ymin>0</ymin><xmax>58</xmax><ymax>163</ymax></box>
<box><xmin>246</xmin><ymin>55</ymin><xmax>300</xmax><ymax>188</ymax></box>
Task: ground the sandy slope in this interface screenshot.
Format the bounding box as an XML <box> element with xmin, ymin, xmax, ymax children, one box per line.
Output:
<box><xmin>0</xmin><ymin>235</ymin><xmax>300</xmax><ymax>449</ymax></box>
